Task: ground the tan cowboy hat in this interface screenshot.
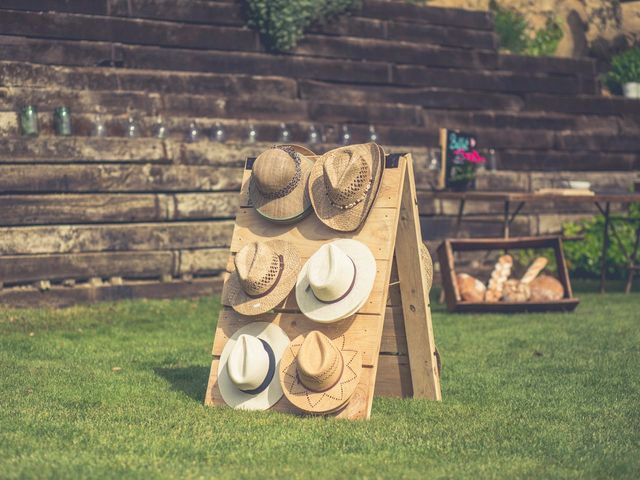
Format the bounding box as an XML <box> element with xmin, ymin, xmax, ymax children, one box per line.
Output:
<box><xmin>420</xmin><ymin>242</ymin><xmax>434</xmax><ymax>293</ymax></box>
<box><xmin>279</xmin><ymin>331</ymin><xmax>362</xmax><ymax>414</ymax></box>
<box><xmin>295</xmin><ymin>239</ymin><xmax>376</xmax><ymax>323</ymax></box>
<box><xmin>218</xmin><ymin>322</ymin><xmax>290</xmax><ymax>410</ymax></box>
<box><xmin>309</xmin><ymin>143</ymin><xmax>384</xmax><ymax>232</ymax></box>
<box><xmin>249</xmin><ymin>145</ymin><xmax>315</xmax><ymax>223</ymax></box>
<box><xmin>225</xmin><ymin>240</ymin><xmax>301</xmax><ymax>316</ymax></box>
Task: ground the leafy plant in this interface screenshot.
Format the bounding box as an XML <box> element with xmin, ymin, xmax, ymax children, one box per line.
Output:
<box><xmin>515</xmin><ymin>248</ymin><xmax>558</xmax><ymax>275</ymax></box>
<box><xmin>606</xmin><ymin>47</ymin><xmax>640</xmax><ymax>87</ymax></box>
<box><xmin>243</xmin><ymin>0</ymin><xmax>361</xmax><ymax>52</ymax></box>
<box><xmin>562</xmin><ymin>204</ymin><xmax>640</xmax><ymax>279</ymax></box>
<box><xmin>490</xmin><ymin>1</ymin><xmax>563</xmax><ymax>57</ymax></box>
<box><xmin>526</xmin><ymin>17</ymin><xmax>563</xmax><ymax>57</ymax></box>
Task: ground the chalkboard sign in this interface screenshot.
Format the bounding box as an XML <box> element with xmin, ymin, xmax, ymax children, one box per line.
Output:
<box><xmin>438</xmin><ymin>129</ymin><xmax>482</xmax><ymax>190</ymax></box>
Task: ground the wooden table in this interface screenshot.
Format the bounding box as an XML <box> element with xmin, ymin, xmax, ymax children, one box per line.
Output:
<box><xmin>420</xmin><ymin>190</ymin><xmax>640</xmax><ymax>293</ymax></box>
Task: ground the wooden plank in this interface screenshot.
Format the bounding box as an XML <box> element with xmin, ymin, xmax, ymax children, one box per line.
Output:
<box><xmin>0</xmin><ymin>193</ymin><xmax>238</xmax><ymax>226</ymax></box>
<box><xmin>212</xmin><ymin>309</ymin><xmax>382</xmax><ymax>367</ymax></box>
<box><xmin>0</xmin><ymin>222</ymin><xmax>234</xmax><ymax>255</ymax></box>
<box><xmin>178</xmin><ymin>248</ymin><xmax>229</xmax><ymax>276</ymax></box>
<box><xmin>0</xmin><ymin>276</ymin><xmax>223</xmax><ymax>308</ymax></box>
<box><xmin>0</xmin><ymin>137</ymin><xmax>167</xmax><ymax>163</ymax></box>
<box><xmin>374</xmin><ymin>354</ymin><xmax>413</xmax><ymax>398</ymax></box>
<box><xmin>381</xmin><ymin>306</ymin><xmax>407</xmax><ymax>355</ymax></box>
<box><xmin>453</xmin><ymin>299</ymin><xmax>580</xmax><ymax>313</ymax></box>
<box><xmin>0</xmin><ymin>250</ymin><xmax>175</xmax><ymax>284</ymax></box>
<box><xmin>0</xmin><ymin>165</ymin><xmax>242</xmax><ymax>193</ymax></box>
<box><xmin>230</xmin><ymin>208</ymin><xmax>397</xmax><ymax>260</ymax></box>
<box><xmin>395</xmin><ymin>155</ymin><xmax>442</xmax><ymax>400</ymax></box>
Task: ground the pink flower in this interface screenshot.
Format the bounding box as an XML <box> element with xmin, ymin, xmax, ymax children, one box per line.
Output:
<box><xmin>453</xmin><ymin>149</ymin><xmax>486</xmax><ymax>164</ymax></box>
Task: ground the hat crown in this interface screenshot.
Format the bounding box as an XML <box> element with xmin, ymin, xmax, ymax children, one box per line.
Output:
<box><xmin>235</xmin><ymin>242</ymin><xmax>282</xmax><ymax>297</ymax></box>
<box><xmin>253</xmin><ymin>148</ymin><xmax>300</xmax><ymax>197</ymax></box>
<box><xmin>297</xmin><ymin>331</ymin><xmax>343</xmax><ymax>392</ymax></box>
<box><xmin>323</xmin><ymin>150</ymin><xmax>372</xmax><ymax>208</ymax></box>
<box><xmin>227</xmin><ymin>334</ymin><xmax>270</xmax><ymax>391</ymax></box>
<box><xmin>307</xmin><ymin>243</ymin><xmax>355</xmax><ymax>303</ymax></box>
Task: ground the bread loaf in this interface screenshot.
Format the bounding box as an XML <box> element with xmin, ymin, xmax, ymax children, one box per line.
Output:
<box><xmin>485</xmin><ymin>255</ymin><xmax>513</xmax><ymax>302</ymax></box>
<box><xmin>520</xmin><ymin>257</ymin><xmax>548</xmax><ymax>285</ymax></box>
<box><xmin>529</xmin><ymin>275</ymin><xmax>564</xmax><ymax>301</ymax></box>
<box><xmin>456</xmin><ymin>273</ymin><xmax>486</xmax><ymax>302</ymax></box>
<box><xmin>501</xmin><ymin>279</ymin><xmax>531</xmax><ymax>302</ymax></box>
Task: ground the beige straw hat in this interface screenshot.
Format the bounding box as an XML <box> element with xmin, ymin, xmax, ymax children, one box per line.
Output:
<box><xmin>309</xmin><ymin>143</ymin><xmax>384</xmax><ymax>232</ymax></box>
<box><xmin>420</xmin><ymin>242</ymin><xmax>434</xmax><ymax>293</ymax></box>
<box><xmin>218</xmin><ymin>322</ymin><xmax>290</xmax><ymax>410</ymax></box>
<box><xmin>279</xmin><ymin>331</ymin><xmax>362</xmax><ymax>414</ymax></box>
<box><xmin>295</xmin><ymin>239</ymin><xmax>376</xmax><ymax>323</ymax></box>
<box><xmin>225</xmin><ymin>240</ymin><xmax>301</xmax><ymax>316</ymax></box>
<box><xmin>249</xmin><ymin>145</ymin><xmax>315</xmax><ymax>223</ymax></box>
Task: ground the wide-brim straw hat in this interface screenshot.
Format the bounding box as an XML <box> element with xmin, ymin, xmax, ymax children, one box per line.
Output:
<box><xmin>295</xmin><ymin>239</ymin><xmax>376</xmax><ymax>323</ymax></box>
<box><xmin>309</xmin><ymin>143</ymin><xmax>384</xmax><ymax>232</ymax></box>
<box><xmin>249</xmin><ymin>145</ymin><xmax>315</xmax><ymax>223</ymax></box>
<box><xmin>218</xmin><ymin>322</ymin><xmax>290</xmax><ymax>410</ymax></box>
<box><xmin>420</xmin><ymin>243</ymin><xmax>434</xmax><ymax>294</ymax></box>
<box><xmin>225</xmin><ymin>240</ymin><xmax>301</xmax><ymax>316</ymax></box>
<box><xmin>279</xmin><ymin>332</ymin><xmax>362</xmax><ymax>414</ymax></box>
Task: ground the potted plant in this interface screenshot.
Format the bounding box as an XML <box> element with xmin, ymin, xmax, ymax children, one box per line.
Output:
<box><xmin>449</xmin><ymin>148</ymin><xmax>486</xmax><ymax>191</ymax></box>
<box><xmin>607</xmin><ymin>47</ymin><xmax>640</xmax><ymax>99</ymax></box>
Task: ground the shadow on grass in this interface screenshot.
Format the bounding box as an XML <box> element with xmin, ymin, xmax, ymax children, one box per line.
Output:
<box><xmin>154</xmin><ymin>365</ymin><xmax>209</xmax><ymax>403</ymax></box>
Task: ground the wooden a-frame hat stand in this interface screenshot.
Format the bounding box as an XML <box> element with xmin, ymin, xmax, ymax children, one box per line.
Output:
<box><xmin>205</xmin><ymin>152</ymin><xmax>442</xmax><ymax>420</ymax></box>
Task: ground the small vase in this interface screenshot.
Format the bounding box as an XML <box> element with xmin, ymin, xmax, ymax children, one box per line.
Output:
<box><xmin>623</xmin><ymin>82</ymin><xmax>640</xmax><ymax>99</ymax></box>
<box><xmin>449</xmin><ymin>178</ymin><xmax>475</xmax><ymax>192</ymax></box>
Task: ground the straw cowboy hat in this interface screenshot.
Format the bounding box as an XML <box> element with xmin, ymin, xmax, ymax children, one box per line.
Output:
<box><xmin>249</xmin><ymin>145</ymin><xmax>315</xmax><ymax>223</ymax></box>
<box><xmin>279</xmin><ymin>331</ymin><xmax>362</xmax><ymax>414</ymax></box>
<box><xmin>309</xmin><ymin>143</ymin><xmax>384</xmax><ymax>232</ymax></box>
<box><xmin>296</xmin><ymin>239</ymin><xmax>376</xmax><ymax>323</ymax></box>
<box><xmin>225</xmin><ymin>240</ymin><xmax>301</xmax><ymax>316</ymax></box>
<box><xmin>218</xmin><ymin>322</ymin><xmax>290</xmax><ymax>410</ymax></box>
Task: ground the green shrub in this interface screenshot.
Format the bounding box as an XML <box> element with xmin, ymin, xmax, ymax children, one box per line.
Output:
<box><xmin>490</xmin><ymin>1</ymin><xmax>563</xmax><ymax>57</ymax></box>
<box><xmin>562</xmin><ymin>204</ymin><xmax>640</xmax><ymax>279</ymax></box>
<box><xmin>244</xmin><ymin>0</ymin><xmax>361</xmax><ymax>52</ymax></box>
<box><xmin>606</xmin><ymin>47</ymin><xmax>640</xmax><ymax>87</ymax></box>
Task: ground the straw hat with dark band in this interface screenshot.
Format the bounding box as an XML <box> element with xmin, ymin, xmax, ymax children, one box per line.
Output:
<box><xmin>249</xmin><ymin>145</ymin><xmax>315</xmax><ymax>223</ymax></box>
<box><xmin>309</xmin><ymin>143</ymin><xmax>384</xmax><ymax>232</ymax></box>
<box><xmin>225</xmin><ymin>240</ymin><xmax>301</xmax><ymax>316</ymax></box>
<box><xmin>279</xmin><ymin>331</ymin><xmax>362</xmax><ymax>414</ymax></box>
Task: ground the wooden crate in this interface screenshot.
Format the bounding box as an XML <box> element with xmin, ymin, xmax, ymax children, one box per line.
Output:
<box><xmin>437</xmin><ymin>236</ymin><xmax>579</xmax><ymax>313</ymax></box>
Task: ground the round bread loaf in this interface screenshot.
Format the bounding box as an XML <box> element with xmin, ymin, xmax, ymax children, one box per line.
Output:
<box><xmin>529</xmin><ymin>275</ymin><xmax>564</xmax><ymax>301</ymax></box>
<box><xmin>456</xmin><ymin>273</ymin><xmax>486</xmax><ymax>302</ymax></box>
<box><xmin>501</xmin><ymin>279</ymin><xmax>531</xmax><ymax>302</ymax></box>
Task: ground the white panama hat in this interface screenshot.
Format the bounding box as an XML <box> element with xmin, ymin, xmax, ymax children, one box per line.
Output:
<box><xmin>217</xmin><ymin>322</ymin><xmax>290</xmax><ymax>411</ymax></box>
<box><xmin>295</xmin><ymin>239</ymin><xmax>376</xmax><ymax>323</ymax></box>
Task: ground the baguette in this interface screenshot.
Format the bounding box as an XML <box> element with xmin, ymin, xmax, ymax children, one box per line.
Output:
<box><xmin>485</xmin><ymin>254</ymin><xmax>513</xmax><ymax>302</ymax></box>
<box><xmin>520</xmin><ymin>257</ymin><xmax>548</xmax><ymax>285</ymax></box>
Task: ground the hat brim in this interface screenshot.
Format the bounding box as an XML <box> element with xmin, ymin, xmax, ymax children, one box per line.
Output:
<box><xmin>295</xmin><ymin>239</ymin><xmax>376</xmax><ymax>323</ymax></box>
<box><xmin>225</xmin><ymin>240</ymin><xmax>301</xmax><ymax>316</ymax></box>
<box><xmin>250</xmin><ymin>147</ymin><xmax>315</xmax><ymax>222</ymax></box>
<box><xmin>309</xmin><ymin>143</ymin><xmax>384</xmax><ymax>232</ymax></box>
<box><xmin>279</xmin><ymin>334</ymin><xmax>362</xmax><ymax>414</ymax></box>
<box><xmin>218</xmin><ymin>322</ymin><xmax>290</xmax><ymax>411</ymax></box>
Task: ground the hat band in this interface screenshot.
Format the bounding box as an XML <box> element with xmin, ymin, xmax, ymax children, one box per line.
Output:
<box><xmin>239</xmin><ymin>338</ymin><xmax>276</xmax><ymax>395</ymax></box>
<box><xmin>311</xmin><ymin>258</ymin><xmax>357</xmax><ymax>305</ymax></box>
<box><xmin>253</xmin><ymin>145</ymin><xmax>302</xmax><ymax>200</ymax></box>
<box><xmin>245</xmin><ymin>255</ymin><xmax>285</xmax><ymax>299</ymax></box>
<box><xmin>328</xmin><ymin>177</ymin><xmax>373</xmax><ymax>210</ymax></box>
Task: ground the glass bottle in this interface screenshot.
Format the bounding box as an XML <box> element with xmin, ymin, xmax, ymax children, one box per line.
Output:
<box><xmin>152</xmin><ymin>115</ymin><xmax>167</xmax><ymax>139</ymax></box>
<box><xmin>19</xmin><ymin>105</ymin><xmax>39</xmax><ymax>137</ymax></box>
<box><xmin>341</xmin><ymin>125</ymin><xmax>351</xmax><ymax>145</ymax></box>
<box><xmin>307</xmin><ymin>124</ymin><xmax>319</xmax><ymax>145</ymax></box>
<box><xmin>368</xmin><ymin>125</ymin><xmax>378</xmax><ymax>142</ymax></box>
<box><xmin>187</xmin><ymin>122</ymin><xmax>199</xmax><ymax>142</ymax></box>
<box><xmin>53</xmin><ymin>106</ymin><xmax>72</xmax><ymax>136</ymax></box>
<box><xmin>278</xmin><ymin>123</ymin><xmax>290</xmax><ymax>143</ymax></box>
<box><xmin>93</xmin><ymin>114</ymin><xmax>106</xmax><ymax>137</ymax></box>
<box><xmin>247</xmin><ymin>124</ymin><xmax>257</xmax><ymax>143</ymax></box>
<box><xmin>212</xmin><ymin>123</ymin><xmax>226</xmax><ymax>143</ymax></box>
<box><xmin>126</xmin><ymin>117</ymin><xmax>139</xmax><ymax>138</ymax></box>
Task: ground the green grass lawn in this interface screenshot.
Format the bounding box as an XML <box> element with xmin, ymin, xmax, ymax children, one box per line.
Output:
<box><xmin>1</xmin><ymin>288</ymin><xmax>639</xmax><ymax>479</ymax></box>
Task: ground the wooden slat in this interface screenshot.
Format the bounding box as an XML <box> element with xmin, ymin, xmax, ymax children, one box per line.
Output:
<box><xmin>0</xmin><ymin>250</ymin><xmax>175</xmax><ymax>284</ymax></box>
<box><xmin>230</xmin><ymin>208</ymin><xmax>397</xmax><ymax>260</ymax></box>
<box><xmin>381</xmin><ymin>306</ymin><xmax>407</xmax><ymax>355</ymax></box>
<box><xmin>0</xmin><ymin>193</ymin><xmax>238</xmax><ymax>226</ymax></box>
<box><xmin>395</xmin><ymin>156</ymin><xmax>442</xmax><ymax>400</ymax></box>
<box><xmin>0</xmin><ymin>276</ymin><xmax>224</xmax><ymax>308</ymax></box>
<box><xmin>0</xmin><ymin>165</ymin><xmax>242</xmax><ymax>193</ymax></box>
<box><xmin>374</xmin><ymin>355</ymin><xmax>413</xmax><ymax>398</ymax></box>
<box><xmin>213</xmin><ymin>309</ymin><xmax>382</xmax><ymax>367</ymax></box>
<box><xmin>0</xmin><ymin>222</ymin><xmax>234</xmax><ymax>254</ymax></box>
